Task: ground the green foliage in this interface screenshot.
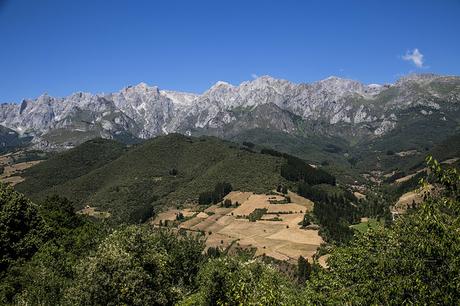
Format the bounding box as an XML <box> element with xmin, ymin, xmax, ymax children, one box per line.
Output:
<box><xmin>16</xmin><ymin>138</ymin><xmax>126</xmax><ymax>196</ymax></box>
<box><xmin>17</xmin><ymin>135</ymin><xmax>287</xmax><ymax>224</ymax></box>
<box><xmin>276</xmin><ymin>184</ymin><xmax>288</xmax><ymax>194</ymax></box>
<box><xmin>64</xmin><ymin>226</ymin><xmax>205</xmax><ymax>306</ymax></box>
<box><xmin>349</xmin><ymin>218</ymin><xmax>383</xmax><ymax>234</ymax></box>
<box><xmin>298</xmin><ymin>183</ymin><xmax>358</xmax><ymax>243</ymax></box>
<box><xmin>198</xmin><ymin>182</ymin><xmax>233</xmax><ymax>205</ymax></box>
<box><xmin>39</xmin><ymin>195</ymin><xmax>82</xmax><ymax>233</ymax></box>
<box><xmin>1</xmin><ymin>156</ymin><xmax>459</xmax><ymax>305</ymax></box>
<box><xmin>206</xmin><ymin>246</ymin><xmax>221</xmax><ymax>258</ymax></box>
<box><xmin>0</xmin><ymin>194</ymin><xmax>109</xmax><ymax>305</ymax></box>
<box><xmin>281</xmin><ymin>154</ymin><xmax>336</xmax><ymax>185</ymax></box>
<box><xmin>179</xmin><ymin>256</ymin><xmax>302</xmax><ymax>305</ymax></box>
<box><xmin>222</xmin><ymin>199</ymin><xmax>232</xmax><ymax>208</ymax></box>
<box><xmin>248</xmin><ymin>208</ymin><xmax>267</xmax><ymax>222</ymax></box>
<box><xmin>0</xmin><ymin>183</ymin><xmax>46</xmax><ymax>272</ymax></box>
<box><xmin>305</xmin><ymin>158</ymin><xmax>460</xmax><ymax>305</ymax></box>
<box><xmin>242</xmin><ymin>141</ymin><xmax>255</xmax><ymax>148</ymax></box>
<box><xmin>297</xmin><ymin>256</ymin><xmax>312</xmax><ymax>283</ymax></box>
<box><xmin>176</xmin><ymin>212</ymin><xmax>185</xmax><ymax>221</ymax></box>
<box><xmin>299</xmin><ymin>213</ymin><xmax>314</xmax><ymax>227</ymax></box>
<box><xmin>261</xmin><ymin>147</ymin><xmax>336</xmax><ymax>186</ymax></box>
<box><xmin>357</xmin><ymin>190</ymin><xmax>392</xmax><ymax>223</ymax></box>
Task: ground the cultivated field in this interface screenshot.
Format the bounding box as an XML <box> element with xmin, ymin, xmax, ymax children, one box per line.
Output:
<box><xmin>153</xmin><ymin>191</ymin><xmax>322</xmax><ymax>262</ymax></box>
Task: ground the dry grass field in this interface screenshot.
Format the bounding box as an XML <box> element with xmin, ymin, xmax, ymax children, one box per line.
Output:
<box><xmin>393</xmin><ymin>184</ymin><xmax>433</xmax><ymax>213</ymax></box>
<box><xmin>0</xmin><ymin>152</ymin><xmax>43</xmax><ymax>186</ymax></box>
<box><xmin>151</xmin><ymin>208</ymin><xmax>196</xmax><ymax>225</ymax></box>
<box><xmin>153</xmin><ymin>191</ymin><xmax>322</xmax><ymax>262</ymax></box>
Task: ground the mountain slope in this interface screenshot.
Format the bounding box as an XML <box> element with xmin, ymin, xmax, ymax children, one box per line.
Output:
<box><xmin>15</xmin><ymin>138</ymin><xmax>128</xmax><ymax>194</ymax></box>
<box><xmin>16</xmin><ymin>134</ymin><xmax>295</xmax><ymax>223</ymax></box>
<box><xmin>0</xmin><ymin>125</ymin><xmax>32</xmax><ymax>153</ymax></box>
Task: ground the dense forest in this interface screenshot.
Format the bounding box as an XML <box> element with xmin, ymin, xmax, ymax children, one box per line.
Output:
<box><xmin>0</xmin><ymin>156</ymin><xmax>459</xmax><ymax>304</ymax></box>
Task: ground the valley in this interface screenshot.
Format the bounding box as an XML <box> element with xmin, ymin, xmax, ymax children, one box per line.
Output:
<box><xmin>2</xmin><ymin>0</ymin><xmax>460</xmax><ymax>303</ymax></box>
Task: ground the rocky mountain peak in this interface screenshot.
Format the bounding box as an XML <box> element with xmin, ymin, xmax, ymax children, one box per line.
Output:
<box><xmin>0</xmin><ymin>74</ymin><xmax>458</xmax><ymax>150</ymax></box>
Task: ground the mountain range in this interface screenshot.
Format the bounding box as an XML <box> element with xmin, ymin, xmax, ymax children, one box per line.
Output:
<box><xmin>0</xmin><ymin>73</ymin><xmax>459</xmax><ymax>151</ymax></box>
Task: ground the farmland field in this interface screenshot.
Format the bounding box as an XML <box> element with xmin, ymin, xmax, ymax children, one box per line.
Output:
<box><xmin>153</xmin><ymin>190</ymin><xmax>322</xmax><ymax>262</ymax></box>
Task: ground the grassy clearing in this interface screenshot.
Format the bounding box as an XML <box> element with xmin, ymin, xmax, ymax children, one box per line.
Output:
<box><xmin>350</xmin><ymin>218</ymin><xmax>383</xmax><ymax>233</ymax></box>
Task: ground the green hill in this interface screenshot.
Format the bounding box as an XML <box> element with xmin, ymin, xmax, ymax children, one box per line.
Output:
<box><xmin>16</xmin><ymin>134</ymin><xmax>293</xmax><ymax>223</ymax></box>
<box><xmin>16</xmin><ymin>138</ymin><xmax>127</xmax><ymax>194</ymax></box>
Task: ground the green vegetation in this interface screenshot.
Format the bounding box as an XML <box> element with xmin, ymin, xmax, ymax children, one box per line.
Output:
<box><xmin>0</xmin><ymin>188</ymin><xmax>108</xmax><ymax>305</ymax></box>
<box><xmin>304</xmin><ymin>157</ymin><xmax>460</xmax><ymax>304</ymax></box>
<box><xmin>248</xmin><ymin>208</ymin><xmax>267</xmax><ymax>222</ymax></box>
<box><xmin>350</xmin><ymin>218</ymin><xmax>383</xmax><ymax>234</ymax></box>
<box><xmin>0</xmin><ymin>157</ymin><xmax>459</xmax><ymax>305</ymax></box>
<box><xmin>0</xmin><ymin>184</ymin><xmax>46</xmax><ymax>272</ymax></box>
<box><xmin>299</xmin><ymin>213</ymin><xmax>314</xmax><ymax>227</ymax></box>
<box><xmin>298</xmin><ymin>183</ymin><xmax>358</xmax><ymax>243</ymax></box>
<box><xmin>65</xmin><ymin>226</ymin><xmax>204</xmax><ymax>305</ymax></box>
<box><xmin>261</xmin><ymin>148</ymin><xmax>336</xmax><ymax>185</ymax></box>
<box><xmin>198</xmin><ymin>182</ymin><xmax>232</xmax><ymax>205</ymax></box>
<box><xmin>180</xmin><ymin>256</ymin><xmax>303</xmax><ymax>305</ymax></box>
<box><xmin>16</xmin><ymin>138</ymin><xmax>127</xmax><ymax>195</ymax></box>
<box><xmin>16</xmin><ymin>135</ymin><xmax>289</xmax><ymax>223</ymax></box>
<box><xmin>297</xmin><ymin>255</ymin><xmax>312</xmax><ymax>283</ymax></box>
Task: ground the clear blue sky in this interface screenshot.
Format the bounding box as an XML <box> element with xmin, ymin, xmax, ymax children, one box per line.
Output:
<box><xmin>1</xmin><ymin>0</ymin><xmax>459</xmax><ymax>102</ymax></box>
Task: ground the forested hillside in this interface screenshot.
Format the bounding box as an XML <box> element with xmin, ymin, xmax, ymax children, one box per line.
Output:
<box><xmin>16</xmin><ymin>134</ymin><xmax>295</xmax><ymax>223</ymax></box>
<box><xmin>0</xmin><ymin>157</ymin><xmax>459</xmax><ymax>304</ymax></box>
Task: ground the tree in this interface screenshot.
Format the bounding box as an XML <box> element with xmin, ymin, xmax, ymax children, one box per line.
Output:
<box><xmin>305</xmin><ymin>157</ymin><xmax>460</xmax><ymax>305</ymax></box>
<box><xmin>176</xmin><ymin>212</ymin><xmax>185</xmax><ymax>221</ymax></box>
<box><xmin>64</xmin><ymin>226</ymin><xmax>205</xmax><ymax>305</ymax></box>
<box><xmin>281</xmin><ymin>186</ymin><xmax>288</xmax><ymax>194</ymax></box>
<box><xmin>300</xmin><ymin>213</ymin><xmax>313</xmax><ymax>227</ymax></box>
<box><xmin>39</xmin><ymin>195</ymin><xmax>82</xmax><ymax>235</ymax></box>
<box><xmin>179</xmin><ymin>257</ymin><xmax>303</xmax><ymax>305</ymax></box>
<box><xmin>297</xmin><ymin>256</ymin><xmax>312</xmax><ymax>283</ymax></box>
<box><xmin>0</xmin><ymin>183</ymin><xmax>47</xmax><ymax>272</ymax></box>
<box><xmin>198</xmin><ymin>182</ymin><xmax>233</xmax><ymax>205</ymax></box>
<box><xmin>223</xmin><ymin>199</ymin><xmax>232</xmax><ymax>208</ymax></box>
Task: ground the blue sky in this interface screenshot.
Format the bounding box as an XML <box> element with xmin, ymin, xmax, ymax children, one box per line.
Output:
<box><xmin>0</xmin><ymin>0</ymin><xmax>459</xmax><ymax>102</ymax></box>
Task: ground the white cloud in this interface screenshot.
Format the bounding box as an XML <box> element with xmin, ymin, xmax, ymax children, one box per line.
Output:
<box><xmin>251</xmin><ymin>73</ymin><xmax>258</xmax><ymax>79</ymax></box>
<box><xmin>402</xmin><ymin>48</ymin><xmax>424</xmax><ymax>68</ymax></box>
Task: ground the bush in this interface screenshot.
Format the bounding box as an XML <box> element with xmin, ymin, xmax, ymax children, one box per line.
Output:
<box><xmin>64</xmin><ymin>226</ymin><xmax>204</xmax><ymax>305</ymax></box>
<box><xmin>0</xmin><ymin>184</ymin><xmax>47</xmax><ymax>272</ymax></box>
<box><xmin>179</xmin><ymin>257</ymin><xmax>302</xmax><ymax>305</ymax></box>
<box><xmin>248</xmin><ymin>208</ymin><xmax>267</xmax><ymax>222</ymax></box>
<box><xmin>222</xmin><ymin>199</ymin><xmax>232</xmax><ymax>208</ymax></box>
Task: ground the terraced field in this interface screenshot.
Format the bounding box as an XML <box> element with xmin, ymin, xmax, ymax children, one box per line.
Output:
<box><xmin>153</xmin><ymin>190</ymin><xmax>323</xmax><ymax>262</ymax></box>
